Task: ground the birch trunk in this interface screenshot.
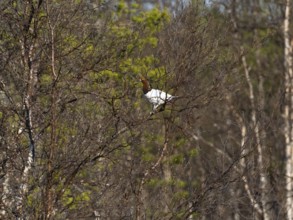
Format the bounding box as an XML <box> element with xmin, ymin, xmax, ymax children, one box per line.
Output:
<box><xmin>229</xmin><ymin>1</ymin><xmax>275</xmax><ymax>218</ymax></box>
<box><xmin>1</xmin><ymin>89</ymin><xmax>17</xmax><ymax>217</ymax></box>
<box><xmin>45</xmin><ymin>19</ymin><xmax>58</xmax><ymax>220</ymax></box>
<box><xmin>18</xmin><ymin>44</ymin><xmax>37</xmax><ymax>219</ymax></box>
<box><xmin>17</xmin><ymin>37</ymin><xmax>37</xmax><ymax>220</ymax></box>
<box><xmin>228</xmin><ymin>102</ymin><xmax>263</xmax><ymax>217</ymax></box>
<box><xmin>284</xmin><ymin>0</ymin><xmax>293</xmax><ymax>219</ymax></box>
<box><xmin>241</xmin><ymin>51</ymin><xmax>276</xmax><ymax>220</ymax></box>
<box><xmin>17</xmin><ymin>2</ymin><xmax>41</xmax><ymax>216</ymax></box>
<box><xmin>44</xmin><ymin>3</ymin><xmax>60</xmax><ymax>216</ymax></box>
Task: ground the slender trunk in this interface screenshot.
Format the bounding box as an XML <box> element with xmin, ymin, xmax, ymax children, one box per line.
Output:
<box><xmin>19</xmin><ymin>30</ymin><xmax>38</xmax><ymax>219</ymax></box>
<box><xmin>1</xmin><ymin>4</ymin><xmax>37</xmax><ymax>215</ymax></box>
<box><xmin>232</xmin><ymin>106</ymin><xmax>263</xmax><ymax>216</ymax></box>
<box><xmin>230</xmin><ymin>1</ymin><xmax>273</xmax><ymax>218</ymax></box>
<box><xmin>19</xmin><ymin>49</ymin><xmax>36</xmax><ymax>220</ymax></box>
<box><xmin>284</xmin><ymin>0</ymin><xmax>293</xmax><ymax>219</ymax></box>
<box><xmin>256</xmin><ymin>47</ymin><xmax>277</xmax><ymax>218</ymax></box>
<box><xmin>241</xmin><ymin>51</ymin><xmax>274</xmax><ymax>220</ymax></box>
<box><xmin>45</xmin><ymin>17</ymin><xmax>58</xmax><ymax>219</ymax></box>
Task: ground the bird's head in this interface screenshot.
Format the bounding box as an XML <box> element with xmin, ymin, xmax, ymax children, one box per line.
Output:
<box><xmin>139</xmin><ymin>75</ymin><xmax>151</xmax><ymax>94</ymax></box>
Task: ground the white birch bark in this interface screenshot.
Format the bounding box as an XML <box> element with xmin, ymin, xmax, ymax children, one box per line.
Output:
<box><xmin>229</xmin><ymin>1</ymin><xmax>273</xmax><ymax>217</ymax></box>
<box><xmin>284</xmin><ymin>0</ymin><xmax>293</xmax><ymax>219</ymax></box>
<box><xmin>17</xmin><ymin>2</ymin><xmax>38</xmax><ymax>214</ymax></box>
<box><xmin>241</xmin><ymin>51</ymin><xmax>273</xmax><ymax>220</ymax></box>
<box><xmin>17</xmin><ymin>41</ymin><xmax>37</xmax><ymax>218</ymax></box>
<box><xmin>0</xmin><ymin>84</ymin><xmax>14</xmax><ymax>217</ymax></box>
<box><xmin>1</xmin><ymin>163</ymin><xmax>14</xmax><ymax>218</ymax></box>
<box><xmin>239</xmin><ymin>123</ymin><xmax>263</xmax><ymax>216</ymax></box>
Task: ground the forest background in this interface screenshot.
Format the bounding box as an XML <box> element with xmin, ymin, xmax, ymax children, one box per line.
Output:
<box><xmin>0</xmin><ymin>0</ymin><xmax>293</xmax><ymax>219</ymax></box>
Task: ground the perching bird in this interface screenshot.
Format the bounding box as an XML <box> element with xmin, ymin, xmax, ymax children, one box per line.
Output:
<box><xmin>140</xmin><ymin>76</ymin><xmax>177</xmax><ymax>115</ymax></box>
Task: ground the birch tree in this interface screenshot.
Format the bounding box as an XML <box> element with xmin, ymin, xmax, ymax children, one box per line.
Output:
<box><xmin>284</xmin><ymin>0</ymin><xmax>293</xmax><ymax>219</ymax></box>
<box><xmin>226</xmin><ymin>0</ymin><xmax>282</xmax><ymax>218</ymax></box>
<box><xmin>0</xmin><ymin>1</ymin><xmax>43</xmax><ymax>217</ymax></box>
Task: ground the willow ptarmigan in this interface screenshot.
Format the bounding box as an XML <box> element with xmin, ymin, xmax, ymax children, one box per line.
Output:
<box><xmin>140</xmin><ymin>76</ymin><xmax>177</xmax><ymax>115</ymax></box>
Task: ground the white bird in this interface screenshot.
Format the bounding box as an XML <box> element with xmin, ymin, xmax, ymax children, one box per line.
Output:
<box><xmin>140</xmin><ymin>76</ymin><xmax>177</xmax><ymax>114</ymax></box>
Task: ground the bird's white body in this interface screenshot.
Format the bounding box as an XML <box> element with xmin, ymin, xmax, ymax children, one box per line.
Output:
<box><xmin>140</xmin><ymin>76</ymin><xmax>177</xmax><ymax>114</ymax></box>
<box><xmin>144</xmin><ymin>89</ymin><xmax>175</xmax><ymax>110</ymax></box>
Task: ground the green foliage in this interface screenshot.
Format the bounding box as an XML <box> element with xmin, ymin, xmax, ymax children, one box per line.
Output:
<box><xmin>170</xmin><ymin>153</ymin><xmax>184</xmax><ymax>164</ymax></box>
<box><xmin>132</xmin><ymin>8</ymin><xmax>170</xmax><ymax>32</ymax></box>
<box><xmin>147</xmin><ymin>178</ymin><xmax>164</xmax><ymax>188</ymax></box>
<box><xmin>174</xmin><ymin>190</ymin><xmax>189</xmax><ymax>199</ymax></box>
<box><xmin>108</xmin><ymin>1</ymin><xmax>171</xmax><ymax>82</ymax></box>
<box><xmin>27</xmin><ymin>195</ymin><xmax>34</xmax><ymax>208</ymax></box>
<box><xmin>119</xmin><ymin>56</ymin><xmax>162</xmax><ymax>76</ymax></box>
<box><xmin>173</xmin><ymin>179</ymin><xmax>187</xmax><ymax>188</ymax></box>
<box><xmin>57</xmin><ymin>122</ymin><xmax>78</xmax><ymax>144</ymax></box>
<box><xmin>62</xmin><ymin>189</ymin><xmax>74</xmax><ymax>207</ymax></box>
<box><xmin>62</xmin><ymin>188</ymin><xmax>90</xmax><ymax>210</ymax></box>
<box><xmin>141</xmin><ymin>146</ymin><xmax>156</xmax><ymax>162</ymax></box>
<box><xmin>40</xmin><ymin>74</ymin><xmax>52</xmax><ymax>86</ymax></box>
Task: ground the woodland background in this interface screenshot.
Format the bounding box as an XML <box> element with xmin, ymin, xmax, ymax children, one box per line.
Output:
<box><xmin>0</xmin><ymin>0</ymin><xmax>293</xmax><ymax>219</ymax></box>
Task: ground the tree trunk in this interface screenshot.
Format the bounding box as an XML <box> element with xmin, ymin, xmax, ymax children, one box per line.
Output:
<box><xmin>229</xmin><ymin>1</ymin><xmax>276</xmax><ymax>218</ymax></box>
<box><xmin>284</xmin><ymin>0</ymin><xmax>293</xmax><ymax>219</ymax></box>
<box><xmin>18</xmin><ymin>14</ymin><xmax>38</xmax><ymax>218</ymax></box>
<box><xmin>44</xmin><ymin>6</ymin><xmax>59</xmax><ymax>217</ymax></box>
